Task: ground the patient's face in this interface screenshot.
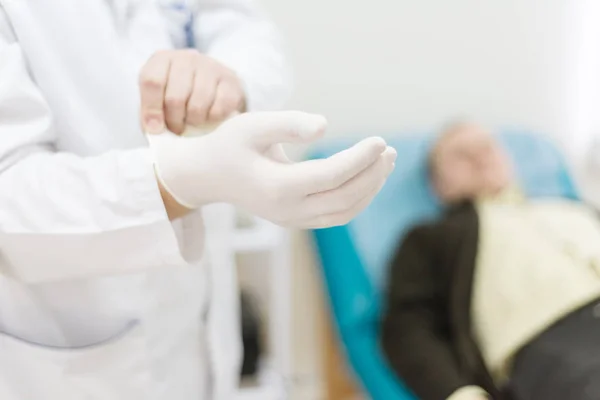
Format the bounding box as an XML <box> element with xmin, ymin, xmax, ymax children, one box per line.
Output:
<box><xmin>431</xmin><ymin>123</ymin><xmax>513</xmax><ymax>203</ymax></box>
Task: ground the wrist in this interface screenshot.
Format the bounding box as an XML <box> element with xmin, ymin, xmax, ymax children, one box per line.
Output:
<box><xmin>156</xmin><ymin>169</ymin><xmax>193</xmax><ymax>221</ymax></box>
<box><xmin>148</xmin><ymin>132</ymin><xmax>226</xmax><ymax>209</ymax></box>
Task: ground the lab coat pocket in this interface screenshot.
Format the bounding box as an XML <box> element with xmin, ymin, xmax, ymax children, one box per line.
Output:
<box><xmin>0</xmin><ymin>320</ymin><xmax>152</xmax><ymax>400</ymax></box>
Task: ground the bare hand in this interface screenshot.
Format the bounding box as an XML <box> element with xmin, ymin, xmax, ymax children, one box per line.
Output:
<box><xmin>139</xmin><ymin>49</ymin><xmax>246</xmax><ymax>134</ymax></box>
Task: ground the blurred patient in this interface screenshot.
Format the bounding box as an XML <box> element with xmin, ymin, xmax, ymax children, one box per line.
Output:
<box><xmin>382</xmin><ymin>122</ymin><xmax>600</xmax><ymax>400</ymax></box>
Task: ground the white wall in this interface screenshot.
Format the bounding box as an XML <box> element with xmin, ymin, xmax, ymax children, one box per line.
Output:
<box><xmin>263</xmin><ymin>0</ymin><xmax>575</xmax><ymax>140</ymax></box>
<box><xmin>563</xmin><ymin>1</ymin><xmax>600</xmax><ymax>159</ymax></box>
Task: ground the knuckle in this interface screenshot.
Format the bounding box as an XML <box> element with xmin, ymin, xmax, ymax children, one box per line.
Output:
<box><xmin>165</xmin><ymin>95</ymin><xmax>186</xmax><ymax>109</ymax></box>
<box><xmin>188</xmin><ymin>50</ymin><xmax>207</xmax><ymax>64</ymax></box>
<box><xmin>221</xmin><ymin>94</ymin><xmax>242</xmax><ymax>111</ymax></box>
<box><xmin>187</xmin><ymin>104</ymin><xmax>207</xmax><ymax>118</ymax></box>
<box><xmin>170</xmin><ymin>48</ymin><xmax>196</xmax><ymax>60</ymax></box>
<box><xmin>185</xmin><ymin>48</ymin><xmax>200</xmax><ymax>57</ymax></box>
<box><xmin>209</xmin><ymin>108</ymin><xmax>226</xmax><ymax>121</ymax></box>
<box><xmin>139</xmin><ymin>76</ymin><xmax>165</xmax><ymax>91</ymax></box>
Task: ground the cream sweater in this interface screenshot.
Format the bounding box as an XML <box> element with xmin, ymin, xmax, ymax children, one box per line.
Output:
<box><xmin>472</xmin><ymin>190</ymin><xmax>600</xmax><ymax>385</ymax></box>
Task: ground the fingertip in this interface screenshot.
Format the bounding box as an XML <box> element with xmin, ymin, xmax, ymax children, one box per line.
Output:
<box><xmin>372</xmin><ymin>136</ymin><xmax>387</xmax><ymax>146</ymax></box>
<box><xmin>382</xmin><ymin>147</ymin><xmax>397</xmax><ymax>174</ymax></box>
<box><xmin>312</xmin><ymin>114</ymin><xmax>328</xmax><ymax>133</ymax></box>
<box><xmin>144</xmin><ymin>116</ymin><xmax>166</xmax><ymax>135</ymax></box>
<box><xmin>383</xmin><ymin>146</ymin><xmax>398</xmax><ymax>162</ymax></box>
<box><xmin>361</xmin><ymin>136</ymin><xmax>387</xmax><ymax>154</ymax></box>
<box><xmin>293</xmin><ymin>112</ymin><xmax>328</xmax><ymax>140</ymax></box>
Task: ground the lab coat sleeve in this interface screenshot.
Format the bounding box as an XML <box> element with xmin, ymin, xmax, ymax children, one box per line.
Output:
<box><xmin>193</xmin><ymin>0</ymin><xmax>292</xmax><ymax>111</ymax></box>
<box><xmin>0</xmin><ymin>25</ymin><xmax>185</xmax><ymax>284</ymax></box>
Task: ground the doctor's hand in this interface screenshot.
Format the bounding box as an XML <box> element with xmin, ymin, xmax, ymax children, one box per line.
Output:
<box><xmin>139</xmin><ymin>49</ymin><xmax>246</xmax><ymax>135</ymax></box>
<box><xmin>149</xmin><ymin>111</ymin><xmax>397</xmax><ymax>228</ymax></box>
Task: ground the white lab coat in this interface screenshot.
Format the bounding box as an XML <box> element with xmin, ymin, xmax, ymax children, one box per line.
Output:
<box><xmin>0</xmin><ymin>1</ymin><xmax>290</xmax><ymax>399</ymax></box>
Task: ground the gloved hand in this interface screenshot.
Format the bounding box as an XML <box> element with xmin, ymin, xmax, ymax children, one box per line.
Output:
<box><xmin>148</xmin><ymin>111</ymin><xmax>396</xmax><ymax>229</ymax></box>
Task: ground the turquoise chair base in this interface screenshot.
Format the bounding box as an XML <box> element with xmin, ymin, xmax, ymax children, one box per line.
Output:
<box><xmin>310</xmin><ymin>132</ymin><xmax>579</xmax><ymax>399</ymax></box>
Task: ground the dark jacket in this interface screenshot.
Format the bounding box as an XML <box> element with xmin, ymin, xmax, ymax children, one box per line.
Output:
<box><xmin>381</xmin><ymin>202</ymin><xmax>507</xmax><ymax>400</ymax></box>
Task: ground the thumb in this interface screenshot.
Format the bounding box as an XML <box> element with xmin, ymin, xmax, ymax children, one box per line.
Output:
<box><xmin>229</xmin><ymin>111</ymin><xmax>327</xmax><ymax>149</ymax></box>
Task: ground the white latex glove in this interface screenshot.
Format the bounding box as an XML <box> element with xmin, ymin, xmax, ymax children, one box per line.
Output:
<box><xmin>148</xmin><ymin>111</ymin><xmax>396</xmax><ymax>229</ymax></box>
<box><xmin>447</xmin><ymin>386</ymin><xmax>490</xmax><ymax>400</ymax></box>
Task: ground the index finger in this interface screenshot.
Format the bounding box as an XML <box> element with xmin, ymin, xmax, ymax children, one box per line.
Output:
<box><xmin>288</xmin><ymin>137</ymin><xmax>388</xmax><ymax>195</ymax></box>
<box><xmin>139</xmin><ymin>52</ymin><xmax>172</xmax><ymax>134</ymax></box>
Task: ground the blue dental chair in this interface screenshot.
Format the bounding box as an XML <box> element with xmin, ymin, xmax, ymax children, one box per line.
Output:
<box><xmin>310</xmin><ymin>131</ymin><xmax>579</xmax><ymax>400</ymax></box>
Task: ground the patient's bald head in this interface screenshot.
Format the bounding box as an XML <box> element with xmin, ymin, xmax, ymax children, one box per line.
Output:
<box><xmin>428</xmin><ymin>121</ymin><xmax>513</xmax><ymax>204</ymax></box>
